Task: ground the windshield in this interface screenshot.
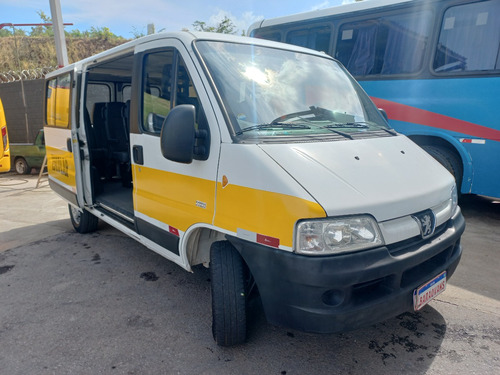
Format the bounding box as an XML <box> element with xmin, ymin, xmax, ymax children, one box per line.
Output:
<box><xmin>195</xmin><ymin>41</ymin><xmax>389</xmax><ymax>140</ymax></box>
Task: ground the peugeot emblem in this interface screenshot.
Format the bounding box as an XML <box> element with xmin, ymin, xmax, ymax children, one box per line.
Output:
<box><xmin>411</xmin><ymin>209</ymin><xmax>436</xmax><ymax>239</ymax></box>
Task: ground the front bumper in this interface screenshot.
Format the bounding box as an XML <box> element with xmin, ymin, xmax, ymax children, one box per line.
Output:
<box><xmin>228</xmin><ymin>209</ymin><xmax>465</xmax><ymax>333</ymax></box>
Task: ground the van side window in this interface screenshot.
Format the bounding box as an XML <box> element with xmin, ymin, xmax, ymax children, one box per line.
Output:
<box><xmin>46</xmin><ymin>73</ymin><xmax>71</xmax><ymax>128</ymax></box>
<box><xmin>142</xmin><ymin>50</ymin><xmax>175</xmax><ymax>133</ymax></box>
<box><xmin>86</xmin><ymin>83</ymin><xmax>111</xmax><ymax>124</ymax></box>
<box><xmin>141</xmin><ymin>50</ymin><xmax>204</xmax><ymax>134</ymax></box>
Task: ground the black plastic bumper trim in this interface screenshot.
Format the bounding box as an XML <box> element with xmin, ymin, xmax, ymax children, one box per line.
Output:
<box><xmin>227</xmin><ymin>210</ymin><xmax>465</xmax><ymax>333</ymax></box>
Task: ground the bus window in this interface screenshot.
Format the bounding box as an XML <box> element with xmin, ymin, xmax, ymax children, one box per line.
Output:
<box><xmin>433</xmin><ymin>0</ymin><xmax>500</xmax><ymax>72</ymax></box>
<box><xmin>253</xmin><ymin>31</ymin><xmax>281</xmax><ymax>42</ymax></box>
<box><xmin>286</xmin><ymin>26</ymin><xmax>331</xmax><ymax>53</ymax></box>
<box><xmin>336</xmin><ymin>11</ymin><xmax>432</xmax><ymax>76</ymax></box>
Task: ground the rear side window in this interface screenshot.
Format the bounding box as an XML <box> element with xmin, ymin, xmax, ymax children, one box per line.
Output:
<box><xmin>46</xmin><ymin>73</ymin><xmax>71</xmax><ymax>128</ymax></box>
<box><xmin>336</xmin><ymin>11</ymin><xmax>432</xmax><ymax>76</ymax></box>
<box><xmin>86</xmin><ymin>83</ymin><xmax>111</xmax><ymax>123</ymax></box>
<box><xmin>433</xmin><ymin>0</ymin><xmax>500</xmax><ymax>73</ymax></box>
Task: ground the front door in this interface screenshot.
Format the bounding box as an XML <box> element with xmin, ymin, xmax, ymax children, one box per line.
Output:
<box><xmin>130</xmin><ymin>41</ymin><xmax>220</xmax><ymax>264</ymax></box>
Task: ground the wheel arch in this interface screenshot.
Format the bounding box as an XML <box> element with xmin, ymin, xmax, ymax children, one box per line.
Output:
<box><xmin>182</xmin><ymin>225</ymin><xmax>227</xmax><ymax>269</ymax></box>
<box><xmin>407</xmin><ymin>133</ymin><xmax>471</xmax><ymax>193</ymax></box>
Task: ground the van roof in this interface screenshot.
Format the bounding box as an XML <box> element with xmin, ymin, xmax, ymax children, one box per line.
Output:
<box><xmin>46</xmin><ymin>31</ymin><xmax>330</xmax><ymax>78</ymax></box>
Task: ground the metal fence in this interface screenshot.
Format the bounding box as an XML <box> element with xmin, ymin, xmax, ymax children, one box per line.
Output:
<box><xmin>0</xmin><ymin>67</ymin><xmax>56</xmax><ymax>83</ymax></box>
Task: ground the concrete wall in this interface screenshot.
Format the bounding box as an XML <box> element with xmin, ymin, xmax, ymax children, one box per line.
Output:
<box><xmin>0</xmin><ymin>80</ymin><xmax>45</xmax><ymax>143</ymax></box>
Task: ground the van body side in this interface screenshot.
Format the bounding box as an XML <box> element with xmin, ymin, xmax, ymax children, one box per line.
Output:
<box><xmin>44</xmin><ymin>32</ymin><xmax>464</xmax><ymax>346</ymax></box>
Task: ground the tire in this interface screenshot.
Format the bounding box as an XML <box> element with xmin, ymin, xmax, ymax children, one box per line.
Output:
<box><xmin>210</xmin><ymin>241</ymin><xmax>247</xmax><ymax>346</ymax></box>
<box><xmin>68</xmin><ymin>204</ymin><xmax>99</xmax><ymax>234</ymax></box>
<box><xmin>422</xmin><ymin>145</ymin><xmax>463</xmax><ymax>192</ymax></box>
<box><xmin>14</xmin><ymin>157</ymin><xmax>30</xmax><ymax>175</ymax></box>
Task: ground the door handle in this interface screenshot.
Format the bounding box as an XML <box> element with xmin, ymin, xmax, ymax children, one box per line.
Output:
<box><xmin>133</xmin><ymin>145</ymin><xmax>144</xmax><ymax>165</ymax></box>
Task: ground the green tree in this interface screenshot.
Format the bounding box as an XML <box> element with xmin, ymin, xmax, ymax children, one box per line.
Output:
<box><xmin>85</xmin><ymin>26</ymin><xmax>122</xmax><ymax>40</ymax></box>
<box><xmin>67</xmin><ymin>29</ymin><xmax>84</xmax><ymax>38</ymax></box>
<box><xmin>0</xmin><ymin>29</ymin><xmax>12</xmax><ymax>37</ymax></box>
<box><xmin>131</xmin><ymin>26</ymin><xmax>146</xmax><ymax>39</ymax></box>
<box><xmin>192</xmin><ymin>16</ymin><xmax>237</xmax><ymax>34</ymax></box>
<box><xmin>0</xmin><ymin>27</ymin><xmax>26</xmax><ymax>37</ymax></box>
<box><xmin>30</xmin><ymin>10</ymin><xmax>53</xmax><ymax>37</ymax></box>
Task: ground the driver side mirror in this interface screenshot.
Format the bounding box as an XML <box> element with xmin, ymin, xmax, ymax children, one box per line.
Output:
<box><xmin>378</xmin><ymin>108</ymin><xmax>389</xmax><ymax>122</ymax></box>
<box><xmin>160</xmin><ymin>105</ymin><xmax>196</xmax><ymax>164</ymax></box>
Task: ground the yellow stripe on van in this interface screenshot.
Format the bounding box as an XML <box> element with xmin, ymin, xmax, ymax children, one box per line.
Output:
<box><xmin>133</xmin><ymin>165</ymin><xmax>216</xmax><ymax>232</ymax></box>
<box><xmin>214</xmin><ymin>182</ymin><xmax>326</xmax><ymax>248</ymax></box>
<box><xmin>0</xmin><ymin>98</ymin><xmax>10</xmax><ymax>173</ymax></box>
<box><xmin>46</xmin><ymin>146</ymin><xmax>76</xmax><ymax>189</ymax></box>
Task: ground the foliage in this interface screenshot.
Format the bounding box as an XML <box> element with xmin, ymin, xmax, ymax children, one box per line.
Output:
<box><xmin>0</xmin><ymin>37</ymin><xmax>127</xmax><ymax>72</ymax></box>
<box><xmin>131</xmin><ymin>26</ymin><xmax>146</xmax><ymax>39</ymax></box>
<box><xmin>29</xmin><ymin>11</ymin><xmax>54</xmax><ymax>37</ymax></box>
<box><xmin>0</xmin><ymin>9</ymin><xmax>128</xmax><ymax>72</ymax></box>
<box><xmin>0</xmin><ymin>10</ymin><xmax>124</xmax><ymax>41</ymax></box>
<box><xmin>192</xmin><ymin>16</ymin><xmax>237</xmax><ymax>34</ymax></box>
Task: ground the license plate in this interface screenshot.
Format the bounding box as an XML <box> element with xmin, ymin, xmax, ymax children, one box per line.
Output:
<box><xmin>413</xmin><ymin>271</ymin><xmax>447</xmax><ymax>311</ymax></box>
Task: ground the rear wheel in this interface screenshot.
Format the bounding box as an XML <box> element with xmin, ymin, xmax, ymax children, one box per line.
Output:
<box><xmin>210</xmin><ymin>240</ymin><xmax>247</xmax><ymax>346</ymax></box>
<box><xmin>14</xmin><ymin>157</ymin><xmax>30</xmax><ymax>175</ymax></box>
<box><xmin>69</xmin><ymin>204</ymin><xmax>99</xmax><ymax>234</ymax></box>
<box><xmin>422</xmin><ymin>145</ymin><xmax>463</xmax><ymax>192</ymax></box>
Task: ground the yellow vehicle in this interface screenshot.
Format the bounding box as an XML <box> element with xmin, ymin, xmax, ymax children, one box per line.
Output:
<box><xmin>45</xmin><ymin>32</ymin><xmax>464</xmax><ymax>346</ymax></box>
<box><xmin>0</xmin><ymin>98</ymin><xmax>11</xmax><ymax>173</ymax></box>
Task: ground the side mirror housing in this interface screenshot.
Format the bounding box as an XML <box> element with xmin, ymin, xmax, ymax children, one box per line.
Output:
<box><xmin>378</xmin><ymin>108</ymin><xmax>389</xmax><ymax>122</ymax></box>
<box><xmin>160</xmin><ymin>105</ymin><xmax>196</xmax><ymax>164</ymax></box>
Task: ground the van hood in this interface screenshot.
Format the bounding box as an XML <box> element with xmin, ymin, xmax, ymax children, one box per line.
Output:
<box><xmin>259</xmin><ymin>135</ymin><xmax>454</xmax><ymax>222</ymax></box>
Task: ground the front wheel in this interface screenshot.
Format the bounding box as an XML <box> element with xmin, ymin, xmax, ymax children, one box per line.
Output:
<box><xmin>14</xmin><ymin>157</ymin><xmax>30</xmax><ymax>175</ymax></box>
<box><xmin>68</xmin><ymin>204</ymin><xmax>99</xmax><ymax>234</ymax></box>
<box><xmin>210</xmin><ymin>241</ymin><xmax>247</xmax><ymax>346</ymax></box>
<box><xmin>422</xmin><ymin>145</ymin><xmax>463</xmax><ymax>193</ymax></box>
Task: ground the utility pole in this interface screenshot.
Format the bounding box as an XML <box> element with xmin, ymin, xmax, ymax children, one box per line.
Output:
<box><xmin>49</xmin><ymin>0</ymin><xmax>68</xmax><ymax>67</ymax></box>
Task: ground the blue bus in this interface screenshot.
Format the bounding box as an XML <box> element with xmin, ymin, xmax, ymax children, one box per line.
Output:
<box><xmin>249</xmin><ymin>0</ymin><xmax>500</xmax><ymax>198</ymax></box>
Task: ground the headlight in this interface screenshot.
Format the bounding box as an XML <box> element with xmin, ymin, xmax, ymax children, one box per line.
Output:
<box><xmin>295</xmin><ymin>215</ymin><xmax>384</xmax><ymax>255</ymax></box>
<box><xmin>451</xmin><ymin>184</ymin><xmax>458</xmax><ymax>215</ymax></box>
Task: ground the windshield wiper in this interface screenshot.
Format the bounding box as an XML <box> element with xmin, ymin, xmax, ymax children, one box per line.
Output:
<box><xmin>270</xmin><ymin>106</ymin><xmax>335</xmax><ymax>124</ymax></box>
<box><xmin>324</xmin><ymin>122</ymin><xmax>370</xmax><ymax>129</ymax></box>
<box><xmin>381</xmin><ymin>127</ymin><xmax>398</xmax><ymax>136</ymax></box>
<box><xmin>235</xmin><ymin>122</ymin><xmax>311</xmax><ymax>135</ymax></box>
<box><xmin>325</xmin><ymin>123</ymin><xmax>399</xmax><ymax>135</ymax></box>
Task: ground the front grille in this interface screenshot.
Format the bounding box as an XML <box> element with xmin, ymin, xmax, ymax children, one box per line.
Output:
<box><xmin>386</xmin><ymin>222</ymin><xmax>447</xmax><ymax>257</ymax></box>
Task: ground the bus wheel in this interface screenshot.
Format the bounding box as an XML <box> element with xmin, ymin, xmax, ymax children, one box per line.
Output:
<box><xmin>422</xmin><ymin>145</ymin><xmax>463</xmax><ymax>192</ymax></box>
<box><xmin>14</xmin><ymin>157</ymin><xmax>30</xmax><ymax>175</ymax></box>
<box><xmin>68</xmin><ymin>204</ymin><xmax>99</xmax><ymax>234</ymax></box>
<box><xmin>210</xmin><ymin>240</ymin><xmax>247</xmax><ymax>346</ymax></box>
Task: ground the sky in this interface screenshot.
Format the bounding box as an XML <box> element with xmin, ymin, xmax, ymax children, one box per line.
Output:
<box><xmin>0</xmin><ymin>0</ymin><xmax>355</xmax><ymax>38</ymax></box>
